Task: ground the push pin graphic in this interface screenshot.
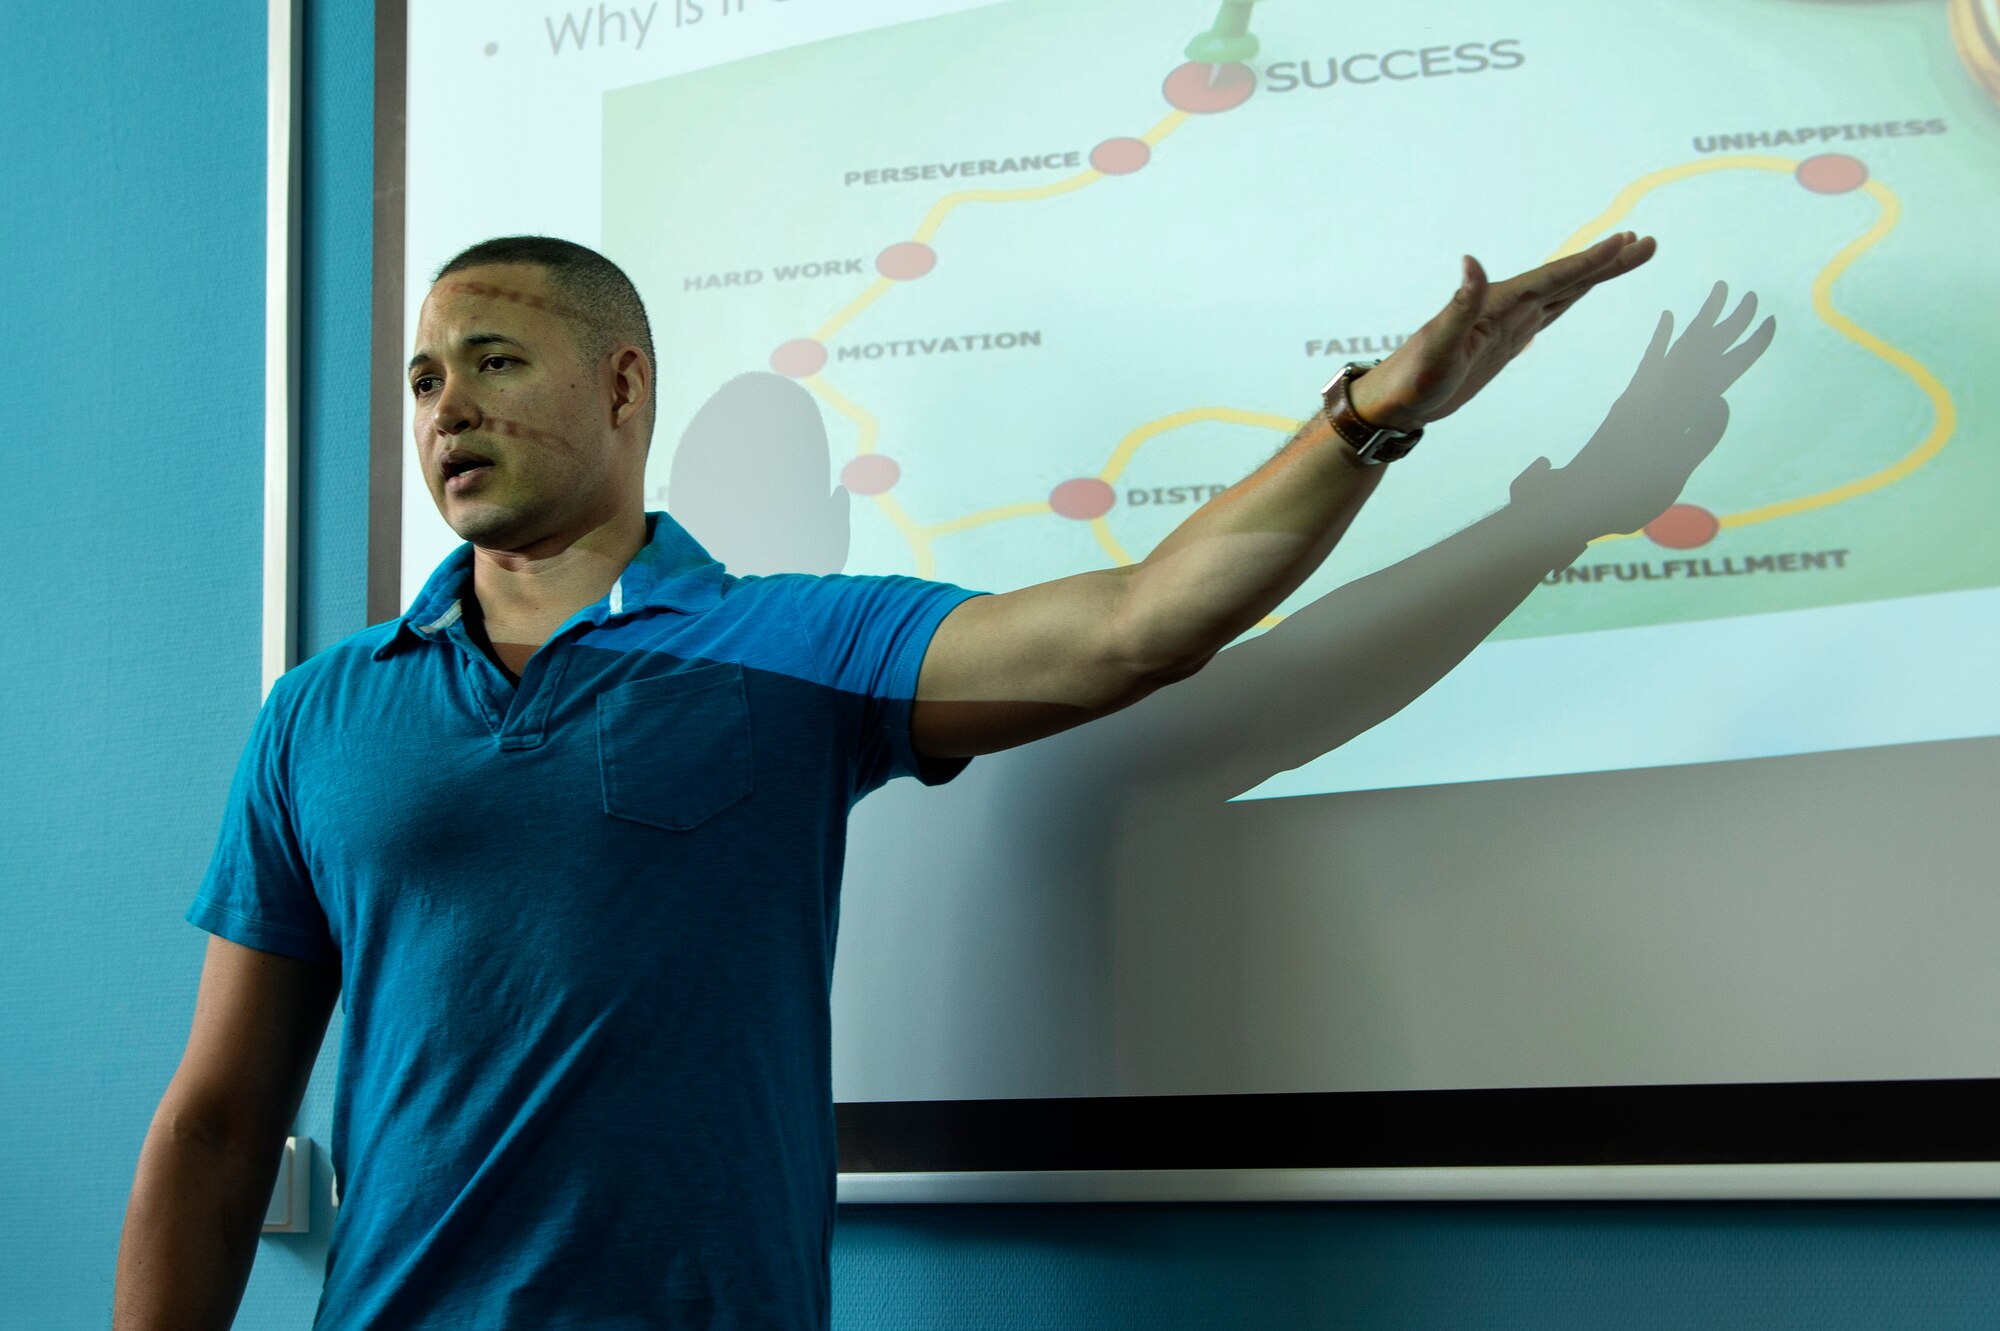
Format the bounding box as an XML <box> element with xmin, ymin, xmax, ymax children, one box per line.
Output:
<box><xmin>1164</xmin><ymin>0</ymin><xmax>1263</xmax><ymax>111</ymax></box>
<box><xmin>1185</xmin><ymin>0</ymin><xmax>1264</xmax><ymax>72</ymax></box>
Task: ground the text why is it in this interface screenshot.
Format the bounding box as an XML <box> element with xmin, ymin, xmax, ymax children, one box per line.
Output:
<box><xmin>546</xmin><ymin>0</ymin><xmax>790</xmax><ymax>54</ymax></box>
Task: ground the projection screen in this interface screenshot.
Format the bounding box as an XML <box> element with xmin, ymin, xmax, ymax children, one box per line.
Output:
<box><xmin>363</xmin><ymin>0</ymin><xmax>2000</xmax><ymax>1199</ymax></box>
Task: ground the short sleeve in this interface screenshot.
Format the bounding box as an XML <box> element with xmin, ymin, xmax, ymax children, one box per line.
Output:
<box><xmin>185</xmin><ymin>682</ymin><xmax>339</xmax><ymax>965</ymax></box>
<box><xmin>786</xmin><ymin>572</ymin><xmax>991</xmax><ymax>800</ymax></box>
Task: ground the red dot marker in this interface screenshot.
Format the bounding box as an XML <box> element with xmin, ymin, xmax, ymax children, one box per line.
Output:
<box><xmin>1091</xmin><ymin>137</ymin><xmax>1152</xmax><ymax>175</ymax></box>
<box><xmin>876</xmin><ymin>242</ymin><xmax>937</xmax><ymax>280</ymax></box>
<box><xmin>770</xmin><ymin>338</ymin><xmax>827</xmax><ymax>378</ymax></box>
<box><xmin>1163</xmin><ymin>61</ymin><xmax>1256</xmax><ymax>113</ymax></box>
<box><xmin>840</xmin><ymin>454</ymin><xmax>900</xmax><ymax>496</ymax></box>
<box><xmin>1796</xmin><ymin>153</ymin><xmax>1867</xmax><ymax>195</ymax></box>
<box><xmin>1049</xmin><ymin>478</ymin><xmax>1116</xmax><ymax>520</ymax></box>
<box><xmin>1645</xmin><ymin>504</ymin><xmax>1720</xmax><ymax>550</ymax></box>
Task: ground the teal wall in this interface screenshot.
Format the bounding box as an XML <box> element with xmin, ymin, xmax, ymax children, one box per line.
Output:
<box><xmin>6</xmin><ymin>2</ymin><xmax>2000</xmax><ymax>1326</ymax></box>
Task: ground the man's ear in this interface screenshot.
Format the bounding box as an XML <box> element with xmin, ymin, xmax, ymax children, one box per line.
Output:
<box><xmin>609</xmin><ymin>346</ymin><xmax>652</xmax><ymax>427</ymax></box>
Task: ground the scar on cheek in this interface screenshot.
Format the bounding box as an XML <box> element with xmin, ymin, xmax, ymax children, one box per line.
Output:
<box><xmin>486</xmin><ymin>416</ymin><xmax>564</xmax><ymax>448</ymax></box>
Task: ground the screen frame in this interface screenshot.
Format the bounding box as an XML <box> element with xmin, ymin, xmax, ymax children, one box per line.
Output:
<box><xmin>347</xmin><ymin>0</ymin><xmax>2000</xmax><ymax>1202</ymax></box>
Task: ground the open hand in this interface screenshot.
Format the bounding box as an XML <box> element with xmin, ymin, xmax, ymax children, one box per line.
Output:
<box><xmin>1348</xmin><ymin>231</ymin><xmax>1659</xmax><ymax>431</ymax></box>
<box><xmin>1538</xmin><ymin>280</ymin><xmax>1777</xmax><ymax>536</ymax></box>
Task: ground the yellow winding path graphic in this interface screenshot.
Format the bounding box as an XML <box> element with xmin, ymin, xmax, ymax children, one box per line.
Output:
<box><xmin>1556</xmin><ymin>157</ymin><xmax>1955</xmax><ymax>544</ymax></box>
<box><xmin>790</xmin><ymin>100</ymin><xmax>1954</xmax><ymax>596</ymax></box>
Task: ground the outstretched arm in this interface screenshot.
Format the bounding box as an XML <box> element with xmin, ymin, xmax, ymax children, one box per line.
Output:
<box><xmin>1087</xmin><ymin>279</ymin><xmax>1776</xmax><ymax>801</ymax></box>
<box><xmin>911</xmin><ymin>231</ymin><xmax>1657</xmax><ymax>760</ymax></box>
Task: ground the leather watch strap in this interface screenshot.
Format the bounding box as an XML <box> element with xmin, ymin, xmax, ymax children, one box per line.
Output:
<box><xmin>1323</xmin><ymin>370</ymin><xmax>1381</xmax><ymax>451</ymax></box>
<box><xmin>1321</xmin><ymin>360</ymin><xmax>1424</xmax><ymax>465</ymax></box>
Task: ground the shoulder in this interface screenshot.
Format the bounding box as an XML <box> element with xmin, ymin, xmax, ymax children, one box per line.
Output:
<box><xmin>763</xmin><ymin>569</ymin><xmax>981</xmax><ymax>612</ymax></box>
<box><xmin>754</xmin><ymin>571</ymin><xmax>984</xmax><ymax>641</ymax></box>
<box><xmin>263</xmin><ymin>619</ymin><xmax>407</xmax><ymax>712</ymax></box>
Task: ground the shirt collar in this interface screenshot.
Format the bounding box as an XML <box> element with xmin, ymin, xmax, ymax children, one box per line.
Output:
<box><xmin>371</xmin><ymin>511</ymin><xmax>729</xmax><ymax>660</ymax></box>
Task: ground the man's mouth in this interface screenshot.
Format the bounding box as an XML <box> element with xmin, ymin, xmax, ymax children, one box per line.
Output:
<box><xmin>440</xmin><ymin>449</ymin><xmax>496</xmax><ymax>490</ymax></box>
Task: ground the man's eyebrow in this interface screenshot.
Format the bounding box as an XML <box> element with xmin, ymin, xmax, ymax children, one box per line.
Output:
<box><xmin>407</xmin><ymin>332</ymin><xmax>528</xmax><ymax>374</ymax></box>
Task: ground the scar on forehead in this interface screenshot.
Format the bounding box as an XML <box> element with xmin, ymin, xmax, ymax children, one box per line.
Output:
<box><xmin>434</xmin><ymin>278</ymin><xmax>585</xmax><ymax>322</ymax></box>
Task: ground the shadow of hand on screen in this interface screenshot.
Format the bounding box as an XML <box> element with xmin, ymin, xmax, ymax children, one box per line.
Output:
<box><xmin>1097</xmin><ymin>281</ymin><xmax>1777</xmax><ymax>805</ymax></box>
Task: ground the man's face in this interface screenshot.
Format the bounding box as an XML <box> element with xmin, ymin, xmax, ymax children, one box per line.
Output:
<box><xmin>408</xmin><ymin>263</ymin><xmax>638</xmax><ymax>548</ymax></box>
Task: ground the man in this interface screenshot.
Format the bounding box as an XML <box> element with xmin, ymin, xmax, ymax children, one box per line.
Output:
<box><xmin>116</xmin><ymin>230</ymin><xmax>1661</xmax><ymax>1328</ymax></box>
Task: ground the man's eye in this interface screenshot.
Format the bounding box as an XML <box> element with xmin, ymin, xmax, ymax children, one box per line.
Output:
<box><xmin>411</xmin><ymin>376</ymin><xmax>438</xmax><ymax>396</ymax></box>
<box><xmin>481</xmin><ymin>355</ymin><xmax>515</xmax><ymax>371</ymax></box>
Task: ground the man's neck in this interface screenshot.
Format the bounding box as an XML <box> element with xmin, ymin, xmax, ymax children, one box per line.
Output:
<box><xmin>469</xmin><ymin>507</ymin><xmax>648</xmax><ymax>638</ymax></box>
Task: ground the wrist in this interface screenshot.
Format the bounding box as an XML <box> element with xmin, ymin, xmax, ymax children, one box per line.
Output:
<box><xmin>1346</xmin><ymin>372</ymin><xmax>1426</xmax><ymax>434</ymax></box>
<box><xmin>1302</xmin><ymin>406</ymin><xmax>1374</xmax><ymax>470</ymax></box>
<box><xmin>1320</xmin><ymin>360</ymin><xmax>1427</xmax><ymax>466</ymax></box>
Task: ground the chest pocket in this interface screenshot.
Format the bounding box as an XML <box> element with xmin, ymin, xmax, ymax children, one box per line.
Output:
<box><xmin>597</xmin><ymin>661</ymin><xmax>755</xmax><ymax>832</ymax></box>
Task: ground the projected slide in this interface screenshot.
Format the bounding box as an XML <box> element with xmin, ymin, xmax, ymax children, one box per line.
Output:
<box><xmin>397</xmin><ymin>0</ymin><xmax>2000</xmax><ymax>1115</ymax></box>
<box><xmin>595</xmin><ymin>0</ymin><xmax>2000</xmax><ymax>794</ymax></box>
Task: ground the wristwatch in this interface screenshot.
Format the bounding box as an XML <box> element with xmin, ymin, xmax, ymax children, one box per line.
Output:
<box><xmin>1321</xmin><ymin>360</ymin><xmax>1424</xmax><ymax>466</ymax></box>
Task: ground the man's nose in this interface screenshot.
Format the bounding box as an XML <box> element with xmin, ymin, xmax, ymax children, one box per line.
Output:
<box><xmin>432</xmin><ymin>376</ymin><xmax>483</xmax><ymax>435</ymax></box>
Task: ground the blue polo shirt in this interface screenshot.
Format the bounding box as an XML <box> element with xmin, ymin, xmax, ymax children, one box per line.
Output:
<box><xmin>187</xmin><ymin>510</ymin><xmax>988</xmax><ymax>1330</ymax></box>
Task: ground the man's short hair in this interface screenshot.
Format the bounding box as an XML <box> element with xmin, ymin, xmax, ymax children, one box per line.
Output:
<box><xmin>433</xmin><ymin>236</ymin><xmax>656</xmax><ymax>380</ymax></box>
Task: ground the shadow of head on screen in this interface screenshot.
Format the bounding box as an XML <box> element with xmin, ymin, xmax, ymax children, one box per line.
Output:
<box><xmin>668</xmin><ymin>367</ymin><xmax>852</xmax><ymax>577</ymax></box>
<box><xmin>666</xmin><ymin>283</ymin><xmax>1776</xmax><ymax>1096</ymax></box>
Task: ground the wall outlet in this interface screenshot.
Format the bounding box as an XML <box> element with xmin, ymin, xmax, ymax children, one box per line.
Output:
<box><xmin>262</xmin><ymin>1136</ymin><xmax>312</xmax><ymax>1233</ymax></box>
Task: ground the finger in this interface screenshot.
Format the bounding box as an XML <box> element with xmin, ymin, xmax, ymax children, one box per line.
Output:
<box><xmin>1712</xmin><ymin>289</ymin><xmax>1760</xmax><ymax>347</ymax></box>
<box><xmin>1537</xmin><ymin>293</ymin><xmax>1580</xmax><ymax>325</ymax></box>
<box><xmin>1533</xmin><ymin>290</ymin><xmax>1586</xmax><ymax>329</ymax></box>
<box><xmin>1520</xmin><ymin>231</ymin><xmax>1646</xmax><ymax>303</ymax></box>
<box><xmin>1484</xmin><ymin>240</ymin><xmax>1604</xmax><ymax>309</ymax></box>
<box><xmin>1512</xmin><ymin>234</ymin><xmax>1657</xmax><ymax>339</ymax></box>
<box><xmin>1532</xmin><ymin>239</ymin><xmax>1652</xmax><ymax>326</ymax></box>
<box><xmin>1534</xmin><ymin>231</ymin><xmax>1633</xmax><ymax>297</ymax></box>
<box><xmin>1509</xmin><ymin>455</ymin><xmax>1555</xmax><ymax>503</ymax></box>
<box><xmin>1529</xmin><ymin>253</ymin><xmax>1647</xmax><ymax>331</ymax></box>
<box><xmin>1542</xmin><ymin>231</ymin><xmax>1657</xmax><ymax>306</ymax></box>
<box><xmin>1424</xmin><ymin>254</ymin><xmax>1489</xmax><ymax>352</ymax></box>
<box><xmin>1690</xmin><ymin>279</ymin><xmax>1728</xmax><ymax>334</ymax></box>
<box><xmin>1716</xmin><ymin>315</ymin><xmax>1778</xmax><ymax>386</ymax></box>
<box><xmin>1642</xmin><ymin>307</ymin><xmax>1674</xmax><ymax>364</ymax></box>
